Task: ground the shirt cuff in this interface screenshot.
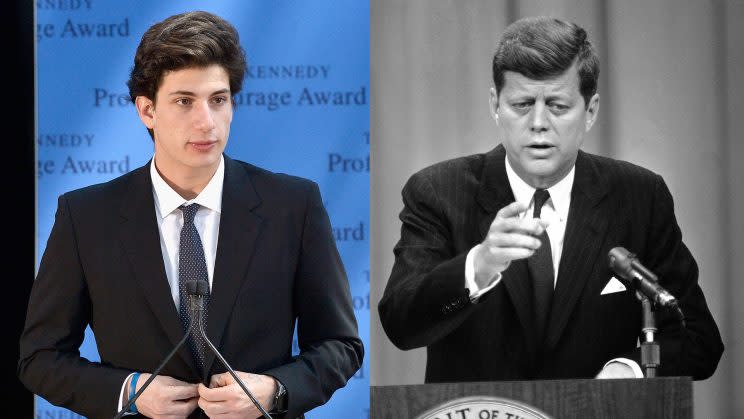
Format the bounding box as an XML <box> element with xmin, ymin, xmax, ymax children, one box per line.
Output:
<box><xmin>603</xmin><ymin>358</ymin><xmax>644</xmax><ymax>378</ymax></box>
<box><xmin>465</xmin><ymin>244</ymin><xmax>502</xmax><ymax>302</ymax></box>
<box><xmin>117</xmin><ymin>372</ymin><xmax>137</xmax><ymax>416</ymax></box>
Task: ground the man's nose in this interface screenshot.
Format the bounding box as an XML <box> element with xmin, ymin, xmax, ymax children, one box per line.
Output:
<box><xmin>193</xmin><ymin>101</ymin><xmax>216</xmax><ymax>131</ymax></box>
<box><xmin>530</xmin><ymin>102</ymin><xmax>549</xmax><ymax>132</ymax></box>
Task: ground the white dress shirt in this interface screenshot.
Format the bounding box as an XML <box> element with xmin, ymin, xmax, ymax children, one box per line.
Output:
<box><xmin>150</xmin><ymin>156</ymin><xmax>223</xmax><ymax>310</ymax></box>
<box><xmin>117</xmin><ymin>155</ymin><xmax>224</xmax><ymax>413</ymax></box>
<box><xmin>464</xmin><ymin>154</ymin><xmax>642</xmax><ymax>378</ymax></box>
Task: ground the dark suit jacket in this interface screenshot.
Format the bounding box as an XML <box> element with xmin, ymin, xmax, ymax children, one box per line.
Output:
<box><xmin>19</xmin><ymin>155</ymin><xmax>363</xmax><ymax>419</ymax></box>
<box><xmin>378</xmin><ymin>145</ymin><xmax>723</xmax><ymax>382</ymax></box>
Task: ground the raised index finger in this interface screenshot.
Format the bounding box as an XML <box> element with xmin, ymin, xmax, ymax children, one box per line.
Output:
<box><xmin>496</xmin><ymin>201</ymin><xmax>528</xmax><ymax>220</ymax></box>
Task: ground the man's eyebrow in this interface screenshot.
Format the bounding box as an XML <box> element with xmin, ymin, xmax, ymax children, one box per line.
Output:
<box><xmin>169</xmin><ymin>90</ymin><xmax>196</xmax><ymax>96</ymax></box>
<box><xmin>545</xmin><ymin>93</ymin><xmax>572</xmax><ymax>100</ymax></box>
<box><xmin>168</xmin><ymin>88</ymin><xmax>231</xmax><ymax>96</ymax></box>
<box><xmin>210</xmin><ymin>88</ymin><xmax>231</xmax><ymax>96</ymax></box>
<box><xmin>508</xmin><ymin>95</ymin><xmax>535</xmax><ymax>101</ymax></box>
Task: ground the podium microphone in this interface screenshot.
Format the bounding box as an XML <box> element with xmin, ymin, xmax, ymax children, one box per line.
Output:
<box><xmin>608</xmin><ymin>247</ymin><xmax>685</xmax><ymax>322</ymax></box>
<box><xmin>187</xmin><ymin>280</ymin><xmax>273</xmax><ymax>419</ymax></box>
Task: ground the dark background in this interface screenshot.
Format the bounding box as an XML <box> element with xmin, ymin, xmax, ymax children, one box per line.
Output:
<box><xmin>7</xmin><ymin>0</ymin><xmax>36</xmax><ymax>417</ymax></box>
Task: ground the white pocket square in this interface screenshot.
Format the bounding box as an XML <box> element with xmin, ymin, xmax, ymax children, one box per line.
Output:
<box><xmin>601</xmin><ymin>276</ymin><xmax>627</xmax><ymax>295</ymax></box>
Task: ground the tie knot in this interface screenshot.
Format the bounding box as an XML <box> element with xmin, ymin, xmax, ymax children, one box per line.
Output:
<box><xmin>180</xmin><ymin>203</ymin><xmax>200</xmax><ymax>224</ymax></box>
<box><xmin>532</xmin><ymin>189</ymin><xmax>550</xmax><ymax>219</ymax></box>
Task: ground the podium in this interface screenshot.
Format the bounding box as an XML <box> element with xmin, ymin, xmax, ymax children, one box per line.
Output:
<box><xmin>371</xmin><ymin>377</ymin><xmax>691</xmax><ymax>418</ymax></box>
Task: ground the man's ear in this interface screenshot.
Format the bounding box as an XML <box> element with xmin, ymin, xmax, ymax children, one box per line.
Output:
<box><xmin>135</xmin><ymin>96</ymin><xmax>156</xmax><ymax>130</ymax></box>
<box><xmin>585</xmin><ymin>93</ymin><xmax>600</xmax><ymax>132</ymax></box>
<box><xmin>489</xmin><ymin>87</ymin><xmax>499</xmax><ymax>124</ymax></box>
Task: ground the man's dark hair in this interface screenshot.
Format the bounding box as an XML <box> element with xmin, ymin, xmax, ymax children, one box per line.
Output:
<box><xmin>492</xmin><ymin>16</ymin><xmax>599</xmax><ymax>107</ymax></box>
<box><xmin>127</xmin><ymin>11</ymin><xmax>247</xmax><ymax>138</ymax></box>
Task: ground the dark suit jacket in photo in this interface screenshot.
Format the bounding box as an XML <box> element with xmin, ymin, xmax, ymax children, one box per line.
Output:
<box><xmin>379</xmin><ymin>144</ymin><xmax>723</xmax><ymax>382</ymax></box>
<box><xmin>19</xmin><ymin>155</ymin><xmax>363</xmax><ymax>419</ymax></box>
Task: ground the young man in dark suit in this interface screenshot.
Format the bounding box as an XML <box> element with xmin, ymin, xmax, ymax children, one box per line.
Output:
<box><xmin>19</xmin><ymin>11</ymin><xmax>362</xmax><ymax>419</ymax></box>
<box><xmin>379</xmin><ymin>16</ymin><xmax>722</xmax><ymax>382</ymax></box>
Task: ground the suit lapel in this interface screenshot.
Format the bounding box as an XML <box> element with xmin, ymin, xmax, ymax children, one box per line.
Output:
<box><xmin>118</xmin><ymin>163</ymin><xmax>198</xmax><ymax>374</ymax></box>
<box><xmin>476</xmin><ymin>145</ymin><xmax>538</xmax><ymax>357</ymax></box>
<box><xmin>544</xmin><ymin>151</ymin><xmax>610</xmax><ymax>351</ymax></box>
<box><xmin>203</xmin><ymin>156</ymin><xmax>264</xmax><ymax>374</ymax></box>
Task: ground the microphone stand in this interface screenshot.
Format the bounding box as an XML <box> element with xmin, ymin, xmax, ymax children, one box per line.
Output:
<box><xmin>112</xmin><ymin>329</ymin><xmax>191</xmax><ymax>419</ymax></box>
<box><xmin>114</xmin><ymin>280</ymin><xmax>272</xmax><ymax>419</ymax></box>
<box><xmin>636</xmin><ymin>292</ymin><xmax>660</xmax><ymax>378</ymax></box>
<box><xmin>609</xmin><ymin>247</ymin><xmax>688</xmax><ymax>378</ymax></box>
<box><xmin>190</xmin><ymin>281</ymin><xmax>273</xmax><ymax>419</ymax></box>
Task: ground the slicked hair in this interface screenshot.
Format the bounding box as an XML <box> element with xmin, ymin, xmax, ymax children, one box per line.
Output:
<box><xmin>492</xmin><ymin>17</ymin><xmax>599</xmax><ymax>108</ymax></box>
<box><xmin>127</xmin><ymin>11</ymin><xmax>247</xmax><ymax>111</ymax></box>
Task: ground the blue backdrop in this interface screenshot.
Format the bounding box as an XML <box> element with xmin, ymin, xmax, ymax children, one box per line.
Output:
<box><xmin>35</xmin><ymin>1</ymin><xmax>369</xmax><ymax>417</ymax></box>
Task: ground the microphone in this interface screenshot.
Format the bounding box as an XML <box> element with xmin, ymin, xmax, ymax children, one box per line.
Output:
<box><xmin>186</xmin><ymin>280</ymin><xmax>273</xmax><ymax>419</ymax></box>
<box><xmin>607</xmin><ymin>247</ymin><xmax>678</xmax><ymax>308</ymax></box>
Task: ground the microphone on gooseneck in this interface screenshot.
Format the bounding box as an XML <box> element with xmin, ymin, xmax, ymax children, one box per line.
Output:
<box><xmin>608</xmin><ymin>247</ymin><xmax>685</xmax><ymax>325</ymax></box>
<box><xmin>186</xmin><ymin>280</ymin><xmax>273</xmax><ymax>419</ymax></box>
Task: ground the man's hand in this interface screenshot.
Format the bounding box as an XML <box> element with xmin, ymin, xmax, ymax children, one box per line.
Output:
<box><xmin>596</xmin><ymin>362</ymin><xmax>637</xmax><ymax>379</ymax></box>
<box><xmin>126</xmin><ymin>373</ymin><xmax>199</xmax><ymax>419</ymax></box>
<box><xmin>198</xmin><ymin>372</ymin><xmax>277</xmax><ymax>418</ymax></box>
<box><xmin>474</xmin><ymin>201</ymin><xmax>547</xmax><ymax>288</ymax></box>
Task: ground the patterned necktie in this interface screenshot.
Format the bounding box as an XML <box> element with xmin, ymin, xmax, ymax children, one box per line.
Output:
<box><xmin>178</xmin><ymin>203</ymin><xmax>210</xmax><ymax>373</ymax></box>
<box><xmin>528</xmin><ymin>189</ymin><xmax>554</xmax><ymax>344</ymax></box>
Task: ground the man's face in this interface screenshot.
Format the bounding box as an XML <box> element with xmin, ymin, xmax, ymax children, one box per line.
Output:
<box><xmin>136</xmin><ymin>64</ymin><xmax>233</xmax><ymax>180</ymax></box>
<box><xmin>490</xmin><ymin>63</ymin><xmax>599</xmax><ymax>189</ymax></box>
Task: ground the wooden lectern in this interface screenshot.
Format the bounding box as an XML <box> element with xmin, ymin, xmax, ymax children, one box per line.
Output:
<box><xmin>371</xmin><ymin>377</ymin><xmax>691</xmax><ymax>418</ymax></box>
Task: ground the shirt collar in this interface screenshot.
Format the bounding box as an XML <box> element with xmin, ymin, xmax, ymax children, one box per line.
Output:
<box><xmin>150</xmin><ymin>155</ymin><xmax>224</xmax><ymax>218</ymax></box>
<box><xmin>504</xmin><ymin>155</ymin><xmax>574</xmax><ymax>220</ymax></box>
